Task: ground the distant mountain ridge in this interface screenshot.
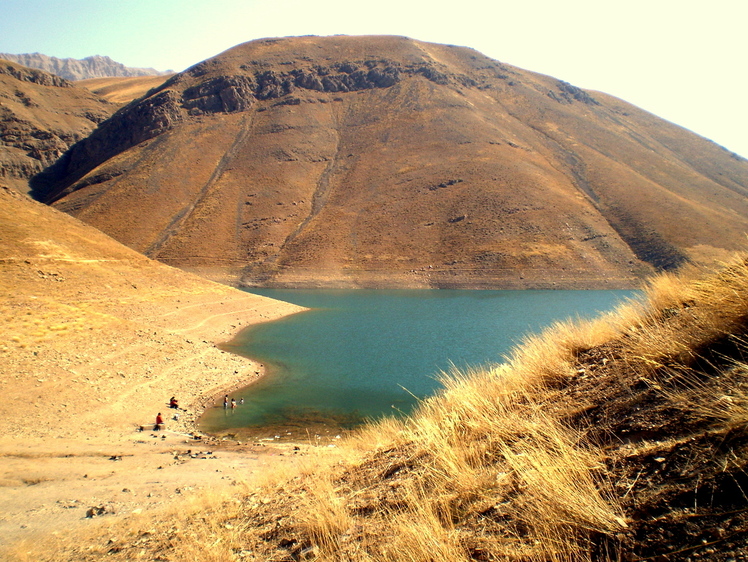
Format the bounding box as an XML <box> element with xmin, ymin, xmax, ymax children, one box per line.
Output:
<box><xmin>0</xmin><ymin>53</ymin><xmax>170</xmax><ymax>81</ymax></box>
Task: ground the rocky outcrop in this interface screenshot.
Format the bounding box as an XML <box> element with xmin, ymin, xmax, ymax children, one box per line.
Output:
<box><xmin>549</xmin><ymin>80</ymin><xmax>599</xmax><ymax>105</ymax></box>
<box><xmin>0</xmin><ymin>60</ymin><xmax>114</xmax><ymax>192</ymax></box>
<box><xmin>0</xmin><ymin>106</ymin><xmax>86</xmax><ymax>173</ymax></box>
<box><xmin>0</xmin><ymin>53</ymin><xmax>170</xmax><ymax>81</ymax></box>
<box><xmin>182</xmin><ymin>75</ymin><xmax>256</xmax><ymax>114</ymax></box>
<box><xmin>178</xmin><ymin>59</ymin><xmax>459</xmax><ymax>114</ymax></box>
<box><xmin>0</xmin><ymin>61</ymin><xmax>71</xmax><ymax>87</ymax></box>
<box><xmin>32</xmin><ymin>89</ymin><xmax>182</xmax><ymax>200</ymax></box>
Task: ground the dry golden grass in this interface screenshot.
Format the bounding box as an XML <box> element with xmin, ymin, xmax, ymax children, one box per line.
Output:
<box><xmin>77</xmin><ymin>75</ymin><xmax>174</xmax><ymax>104</ymax></box>
<box><xmin>11</xmin><ymin>253</ymin><xmax>748</xmax><ymax>561</ymax></box>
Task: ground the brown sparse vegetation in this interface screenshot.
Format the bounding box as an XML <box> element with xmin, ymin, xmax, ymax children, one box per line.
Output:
<box><xmin>32</xmin><ymin>36</ymin><xmax>748</xmax><ymax>289</ymax></box>
<box><xmin>77</xmin><ymin>75</ymin><xmax>175</xmax><ymax>104</ymax></box>
<box><xmin>0</xmin><ymin>184</ymin><xmax>308</xmax><ymax>549</ymax></box>
<box><xmin>12</xmin><ymin>254</ymin><xmax>748</xmax><ymax>561</ymax></box>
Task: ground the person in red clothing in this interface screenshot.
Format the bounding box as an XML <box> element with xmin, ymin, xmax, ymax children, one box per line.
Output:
<box><xmin>154</xmin><ymin>412</ymin><xmax>164</xmax><ymax>431</ymax></box>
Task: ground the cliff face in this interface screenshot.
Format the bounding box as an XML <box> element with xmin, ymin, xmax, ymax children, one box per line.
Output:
<box><xmin>32</xmin><ymin>36</ymin><xmax>748</xmax><ymax>289</ymax></box>
<box><xmin>0</xmin><ymin>53</ymin><xmax>170</xmax><ymax>81</ymax></box>
<box><xmin>0</xmin><ymin>60</ymin><xmax>115</xmax><ymax>194</ymax></box>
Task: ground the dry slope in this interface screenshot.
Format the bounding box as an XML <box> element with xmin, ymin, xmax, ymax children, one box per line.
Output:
<box><xmin>33</xmin><ymin>35</ymin><xmax>748</xmax><ymax>289</ymax></box>
<box><xmin>0</xmin><ymin>183</ymin><xmax>306</xmax><ymax>546</ymax></box>
<box><xmin>77</xmin><ymin>74</ymin><xmax>175</xmax><ymax>104</ymax></box>
<box><xmin>0</xmin><ymin>185</ymin><xmax>303</xmax><ymax>441</ymax></box>
<box><xmin>0</xmin><ymin>60</ymin><xmax>116</xmax><ymax>194</ymax></box>
<box><xmin>0</xmin><ymin>183</ymin><xmax>310</xmax><ymax>548</ymax></box>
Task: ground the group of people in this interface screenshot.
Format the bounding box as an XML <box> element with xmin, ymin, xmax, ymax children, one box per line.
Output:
<box><xmin>223</xmin><ymin>395</ymin><xmax>245</xmax><ymax>410</ymax></box>
<box><xmin>153</xmin><ymin>393</ymin><xmax>245</xmax><ymax>432</ymax></box>
<box><xmin>153</xmin><ymin>396</ymin><xmax>181</xmax><ymax>430</ymax></box>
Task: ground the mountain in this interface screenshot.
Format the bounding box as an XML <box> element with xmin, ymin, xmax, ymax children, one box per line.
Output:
<box><xmin>32</xmin><ymin>36</ymin><xmax>748</xmax><ymax>289</ymax></box>
<box><xmin>0</xmin><ymin>53</ymin><xmax>170</xmax><ymax>81</ymax></box>
<box><xmin>0</xmin><ymin>59</ymin><xmax>116</xmax><ymax>194</ymax></box>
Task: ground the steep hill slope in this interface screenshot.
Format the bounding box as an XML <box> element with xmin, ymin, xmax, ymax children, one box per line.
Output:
<box><xmin>33</xmin><ymin>36</ymin><xmax>748</xmax><ymax>288</ymax></box>
<box><xmin>0</xmin><ymin>184</ymin><xmax>304</xmax><ymax>545</ymax></box>
<box><xmin>0</xmin><ymin>185</ymin><xmax>303</xmax><ymax>441</ymax></box>
<box><xmin>0</xmin><ymin>60</ymin><xmax>116</xmax><ymax>193</ymax></box>
<box><xmin>0</xmin><ymin>53</ymin><xmax>169</xmax><ymax>81</ymax></box>
<box><xmin>77</xmin><ymin>74</ymin><xmax>175</xmax><ymax>104</ymax></box>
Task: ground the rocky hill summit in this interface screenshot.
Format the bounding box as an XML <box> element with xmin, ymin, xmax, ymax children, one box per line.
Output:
<box><xmin>0</xmin><ymin>52</ymin><xmax>170</xmax><ymax>81</ymax></box>
<box><xmin>31</xmin><ymin>35</ymin><xmax>748</xmax><ymax>289</ymax></box>
<box><xmin>0</xmin><ymin>59</ymin><xmax>116</xmax><ymax>194</ymax></box>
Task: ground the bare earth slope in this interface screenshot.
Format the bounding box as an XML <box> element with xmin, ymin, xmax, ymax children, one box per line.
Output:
<box><xmin>77</xmin><ymin>74</ymin><xmax>175</xmax><ymax>104</ymax></box>
<box><xmin>0</xmin><ymin>60</ymin><xmax>116</xmax><ymax>194</ymax></box>
<box><xmin>33</xmin><ymin>36</ymin><xmax>748</xmax><ymax>288</ymax></box>
<box><xmin>0</xmin><ymin>185</ymin><xmax>305</xmax><ymax>544</ymax></box>
<box><xmin>0</xmin><ymin>185</ymin><xmax>304</xmax><ymax>439</ymax></box>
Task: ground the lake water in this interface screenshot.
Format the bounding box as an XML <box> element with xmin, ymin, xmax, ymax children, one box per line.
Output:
<box><xmin>200</xmin><ymin>289</ymin><xmax>635</xmax><ymax>438</ymax></box>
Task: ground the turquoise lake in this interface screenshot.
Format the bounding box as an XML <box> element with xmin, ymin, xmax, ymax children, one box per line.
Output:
<box><xmin>200</xmin><ymin>289</ymin><xmax>635</xmax><ymax>437</ymax></box>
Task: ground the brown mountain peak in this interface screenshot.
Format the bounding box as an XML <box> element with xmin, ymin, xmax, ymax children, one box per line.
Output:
<box><xmin>31</xmin><ymin>36</ymin><xmax>748</xmax><ymax>288</ymax></box>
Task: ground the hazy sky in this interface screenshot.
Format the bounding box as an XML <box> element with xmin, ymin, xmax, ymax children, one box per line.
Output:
<box><xmin>2</xmin><ymin>0</ymin><xmax>747</xmax><ymax>157</ymax></box>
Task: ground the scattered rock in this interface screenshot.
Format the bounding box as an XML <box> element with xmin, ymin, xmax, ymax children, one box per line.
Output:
<box><xmin>85</xmin><ymin>505</ymin><xmax>113</xmax><ymax>518</ymax></box>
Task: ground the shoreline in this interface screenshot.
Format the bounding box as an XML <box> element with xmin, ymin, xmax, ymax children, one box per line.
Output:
<box><xmin>193</xmin><ymin>304</ymin><xmax>314</xmax><ymax>438</ymax></box>
<box><xmin>182</xmin><ymin>264</ymin><xmax>645</xmax><ymax>291</ymax></box>
<box><xmin>0</xmin><ymin>268</ymin><xmax>309</xmax><ymax>548</ymax></box>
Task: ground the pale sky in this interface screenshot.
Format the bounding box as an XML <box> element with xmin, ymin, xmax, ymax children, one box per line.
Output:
<box><xmin>1</xmin><ymin>0</ymin><xmax>747</xmax><ymax>158</ymax></box>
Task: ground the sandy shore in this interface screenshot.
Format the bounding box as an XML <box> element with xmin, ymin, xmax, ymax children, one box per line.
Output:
<box><xmin>0</xmin><ymin>187</ymin><xmax>314</xmax><ymax>551</ymax></box>
<box><xmin>0</xmin><ymin>283</ymin><xmax>313</xmax><ymax>549</ymax></box>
